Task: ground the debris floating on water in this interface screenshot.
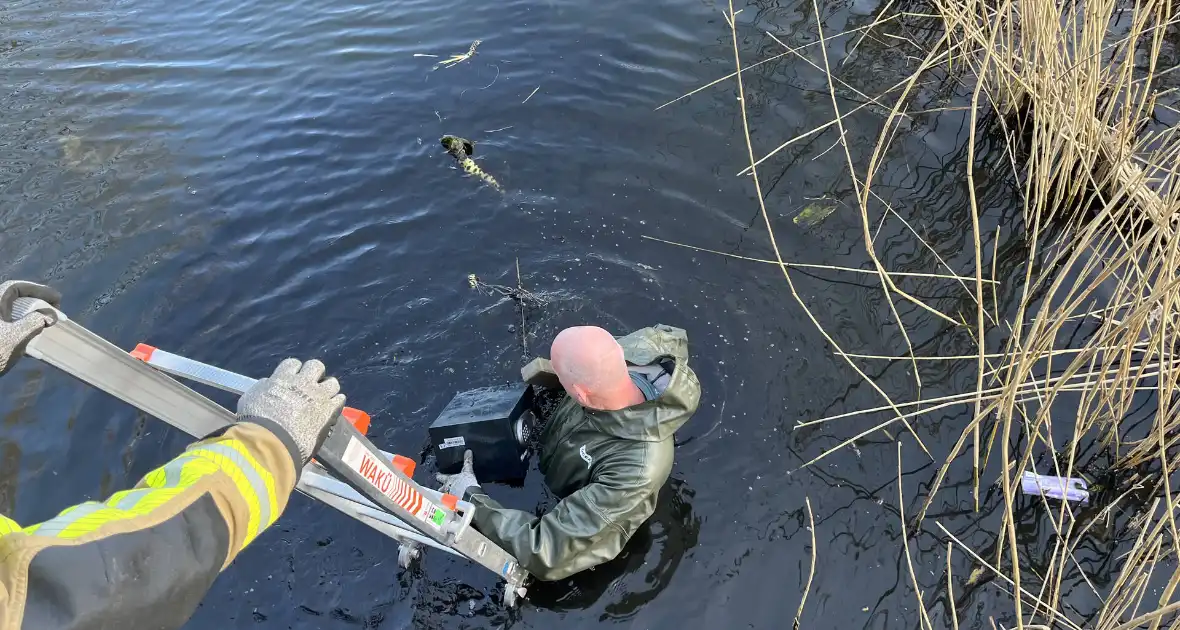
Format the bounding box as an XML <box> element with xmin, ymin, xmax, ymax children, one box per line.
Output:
<box><xmin>1020</xmin><ymin>471</ymin><xmax>1089</xmax><ymax>504</ymax></box>
<box><xmin>793</xmin><ymin>200</ymin><xmax>838</xmax><ymax>228</ymax></box>
<box><xmin>433</xmin><ymin>40</ymin><xmax>481</xmax><ymax>70</ymax></box>
<box><xmin>466</xmin><ymin>274</ymin><xmax>545</xmax><ymax>307</ymax></box>
<box><xmin>441</xmin><ymin>135</ymin><xmax>502</xmax><ymax>192</ymax></box>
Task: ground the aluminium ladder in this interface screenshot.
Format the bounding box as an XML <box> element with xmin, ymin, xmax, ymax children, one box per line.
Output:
<box><xmin>10</xmin><ymin>297</ymin><xmax>529</xmax><ymax>605</ymax></box>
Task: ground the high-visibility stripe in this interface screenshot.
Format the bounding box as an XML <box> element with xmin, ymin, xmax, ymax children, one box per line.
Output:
<box><xmin>150</xmin><ymin>452</ymin><xmax>255</xmax><ymax>533</ymax></box>
<box><xmin>109</xmin><ymin>492</ymin><xmax>139</xmax><ymax>512</ymax></box>
<box><xmin>142</xmin><ymin>454</ymin><xmax>189</xmax><ymax>490</ymax></box>
<box><xmin>6</xmin><ymin>433</ymin><xmax>281</xmax><ymax>545</ymax></box>
<box><xmin>46</xmin><ymin>507</ymin><xmax>132</xmax><ymax>539</ymax></box>
<box><xmin>29</xmin><ymin>503</ymin><xmax>105</xmax><ymax>537</ymax></box>
<box><xmin>24</xmin><ymin>445</ymin><xmax>270</xmax><ymax>542</ymax></box>
<box><xmin>114</xmin><ymin>487</ymin><xmax>187</xmax><ymax>516</ymax></box>
<box><xmin>204</xmin><ymin>440</ymin><xmax>280</xmax><ymax>529</ymax></box>
<box><xmin>145</xmin><ymin>441</ymin><xmax>276</xmax><ymax>545</ymax></box>
<box><xmin>184</xmin><ymin>444</ymin><xmax>271</xmax><ymax>544</ymax></box>
<box><xmin>0</xmin><ymin>514</ymin><xmax>20</xmax><ymax>536</ymax></box>
<box><xmin>110</xmin><ymin>488</ymin><xmax>155</xmax><ymax>512</ymax></box>
<box><xmin>23</xmin><ymin>487</ymin><xmax>191</xmax><ymax>540</ymax></box>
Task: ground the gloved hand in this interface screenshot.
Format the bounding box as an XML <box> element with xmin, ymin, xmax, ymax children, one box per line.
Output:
<box><xmin>436</xmin><ymin>449</ymin><xmax>481</xmax><ymax>499</ymax></box>
<box><xmin>0</xmin><ymin>281</ymin><xmax>62</xmax><ymax>377</ymax></box>
<box><xmin>237</xmin><ymin>358</ymin><xmax>346</xmax><ymax>466</ymax></box>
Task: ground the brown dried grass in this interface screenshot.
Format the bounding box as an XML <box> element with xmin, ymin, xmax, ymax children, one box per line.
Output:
<box><xmin>688</xmin><ymin>0</ymin><xmax>1180</xmax><ymax>625</ymax></box>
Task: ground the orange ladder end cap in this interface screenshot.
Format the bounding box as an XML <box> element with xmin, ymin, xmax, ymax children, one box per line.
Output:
<box><xmin>341</xmin><ymin>407</ymin><xmax>371</xmax><ymax>434</ymax></box>
<box><xmin>130</xmin><ymin>343</ymin><xmax>156</xmax><ymax>362</ymax></box>
<box><xmin>391</xmin><ymin>454</ymin><xmax>416</xmax><ymax>478</ymax></box>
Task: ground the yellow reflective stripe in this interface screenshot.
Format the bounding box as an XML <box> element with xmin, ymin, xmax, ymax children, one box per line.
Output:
<box><xmin>187</xmin><ymin>442</ymin><xmax>275</xmax><ymax>539</ymax></box>
<box><xmin>0</xmin><ymin>514</ymin><xmax>20</xmax><ymax>536</ymax></box>
<box><xmin>142</xmin><ymin>455</ymin><xmax>189</xmax><ymax>490</ymax></box>
<box><xmin>205</xmin><ymin>440</ymin><xmax>280</xmax><ymax>528</ymax></box>
<box><xmin>54</xmin><ymin>507</ymin><xmax>130</xmax><ymax>539</ymax></box>
<box><xmin>29</xmin><ymin>451</ymin><xmax>222</xmax><ymax>540</ymax></box>
<box><xmin>109</xmin><ymin>488</ymin><xmax>161</xmax><ymax>512</ymax></box>
<box><xmin>16</xmin><ymin>436</ymin><xmax>281</xmax><ymax>544</ymax></box>
<box><xmin>115</xmin><ymin>487</ymin><xmax>188</xmax><ymax>516</ymax></box>
<box><xmin>184</xmin><ymin>445</ymin><xmax>267</xmax><ymax>544</ymax></box>
<box><xmin>25</xmin><ymin>503</ymin><xmax>92</xmax><ymax>535</ymax></box>
<box><xmin>30</xmin><ymin>503</ymin><xmax>105</xmax><ymax>538</ymax></box>
<box><xmin>27</xmin><ymin>487</ymin><xmax>192</xmax><ymax>540</ymax></box>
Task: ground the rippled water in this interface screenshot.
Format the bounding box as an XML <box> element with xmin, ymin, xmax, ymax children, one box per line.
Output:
<box><xmin>1</xmin><ymin>0</ymin><xmax>1031</xmax><ymax>627</ymax></box>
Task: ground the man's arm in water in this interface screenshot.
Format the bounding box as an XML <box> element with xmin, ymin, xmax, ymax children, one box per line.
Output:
<box><xmin>465</xmin><ymin>455</ymin><xmax>668</xmax><ymax>582</ymax></box>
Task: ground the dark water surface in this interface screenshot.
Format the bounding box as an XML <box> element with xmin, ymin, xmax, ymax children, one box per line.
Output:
<box><xmin>1</xmin><ymin>0</ymin><xmax>1036</xmax><ymax>627</ymax></box>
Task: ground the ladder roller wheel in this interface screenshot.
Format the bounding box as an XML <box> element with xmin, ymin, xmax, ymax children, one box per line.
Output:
<box><xmin>398</xmin><ymin>543</ymin><xmax>421</xmax><ymax>569</ymax></box>
<box><xmin>504</xmin><ymin>585</ymin><xmax>526</xmax><ymax>607</ymax></box>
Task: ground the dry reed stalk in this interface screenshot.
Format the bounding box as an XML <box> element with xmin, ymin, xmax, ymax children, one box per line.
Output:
<box><xmin>719</xmin><ymin>0</ymin><xmax>938</xmax><ymax>459</ymax></box>
<box><xmin>899</xmin><ymin>442</ymin><xmax>935</xmax><ymax>630</ymax></box>
<box><xmin>639</xmin><ymin>234</ymin><xmax>999</xmax><ymax>282</ymax></box>
<box><xmin>793</xmin><ymin>496</ymin><xmax>817</xmax><ymax>630</ymax></box>
<box><xmin>663</xmin><ymin>0</ymin><xmax>1180</xmax><ymax>622</ymax></box>
<box><xmin>790</xmin><ymin>0</ymin><xmax>1180</xmax><ymax>624</ymax></box>
<box><xmin>655</xmin><ymin>18</ymin><xmax>906</xmax><ymax>112</ymax></box>
<box><xmin>947</xmin><ymin>540</ymin><xmax>961</xmax><ymax>630</ymax></box>
<box><xmin>755</xmin><ymin>0</ymin><xmax>1180</xmax><ymax>626</ymax></box>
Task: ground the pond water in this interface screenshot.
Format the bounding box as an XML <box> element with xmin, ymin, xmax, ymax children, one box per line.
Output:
<box><xmin>0</xmin><ymin>0</ymin><xmax>1044</xmax><ymax>627</ymax></box>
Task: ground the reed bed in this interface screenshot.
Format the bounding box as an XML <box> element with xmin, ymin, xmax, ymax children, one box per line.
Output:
<box><xmin>689</xmin><ymin>0</ymin><xmax>1180</xmax><ymax>625</ymax></box>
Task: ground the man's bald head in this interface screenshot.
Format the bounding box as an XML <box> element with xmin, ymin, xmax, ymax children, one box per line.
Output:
<box><xmin>550</xmin><ymin>326</ymin><xmax>643</xmax><ymax>410</ymax></box>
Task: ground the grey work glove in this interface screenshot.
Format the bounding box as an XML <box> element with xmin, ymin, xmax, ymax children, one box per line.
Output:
<box><xmin>0</xmin><ymin>281</ymin><xmax>62</xmax><ymax>377</ymax></box>
<box><xmin>435</xmin><ymin>449</ymin><xmax>481</xmax><ymax>499</ymax></box>
<box><xmin>237</xmin><ymin>358</ymin><xmax>346</xmax><ymax>467</ymax></box>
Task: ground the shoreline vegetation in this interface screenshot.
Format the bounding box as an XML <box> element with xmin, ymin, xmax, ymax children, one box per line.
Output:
<box><xmin>661</xmin><ymin>0</ymin><xmax>1180</xmax><ymax>625</ymax></box>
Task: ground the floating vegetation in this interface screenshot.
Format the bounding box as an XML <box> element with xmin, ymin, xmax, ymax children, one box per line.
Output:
<box><xmin>792</xmin><ymin>199</ymin><xmax>838</xmax><ymax>228</ymax></box>
<box><xmin>468</xmin><ymin>260</ymin><xmax>557</xmax><ymax>356</ymax></box>
<box><xmin>441</xmin><ymin>134</ymin><xmax>502</xmax><ymax>192</ymax></box>
<box><xmin>434</xmin><ymin>40</ymin><xmax>480</xmax><ymax>70</ymax></box>
<box><xmin>466</xmin><ymin>274</ymin><xmax>544</xmax><ymax>308</ymax></box>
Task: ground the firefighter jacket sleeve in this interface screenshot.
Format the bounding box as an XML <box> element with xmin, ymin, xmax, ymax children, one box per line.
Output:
<box><xmin>0</xmin><ymin>421</ymin><xmax>298</xmax><ymax>630</ymax></box>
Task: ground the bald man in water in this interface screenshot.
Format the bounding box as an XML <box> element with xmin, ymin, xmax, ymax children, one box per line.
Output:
<box><xmin>437</xmin><ymin>325</ymin><xmax>701</xmax><ymax>581</ymax></box>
